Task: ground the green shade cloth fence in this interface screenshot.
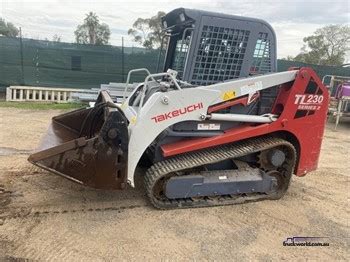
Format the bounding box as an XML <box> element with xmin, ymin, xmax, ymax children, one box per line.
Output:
<box><xmin>0</xmin><ymin>36</ymin><xmax>349</xmax><ymax>90</ymax></box>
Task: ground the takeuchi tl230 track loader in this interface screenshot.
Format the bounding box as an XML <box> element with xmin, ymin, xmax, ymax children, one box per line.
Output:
<box><xmin>28</xmin><ymin>8</ymin><xmax>329</xmax><ymax>209</ymax></box>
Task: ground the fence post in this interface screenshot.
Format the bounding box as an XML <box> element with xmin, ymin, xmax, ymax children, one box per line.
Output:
<box><xmin>121</xmin><ymin>37</ymin><xmax>125</xmax><ymax>82</ymax></box>
<box><xmin>19</xmin><ymin>27</ymin><xmax>25</xmax><ymax>85</ymax></box>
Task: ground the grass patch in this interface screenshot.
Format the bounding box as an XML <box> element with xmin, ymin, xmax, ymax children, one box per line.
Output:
<box><xmin>0</xmin><ymin>101</ymin><xmax>85</xmax><ymax>110</ymax></box>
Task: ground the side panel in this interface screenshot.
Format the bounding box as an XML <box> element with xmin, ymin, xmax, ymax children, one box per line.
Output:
<box><xmin>161</xmin><ymin>68</ymin><xmax>329</xmax><ymax>176</ymax></box>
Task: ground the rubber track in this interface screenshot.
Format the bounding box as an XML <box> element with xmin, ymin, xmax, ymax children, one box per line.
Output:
<box><xmin>145</xmin><ymin>136</ymin><xmax>296</xmax><ymax>209</ymax></box>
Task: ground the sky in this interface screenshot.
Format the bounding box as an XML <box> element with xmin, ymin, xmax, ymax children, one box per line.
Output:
<box><xmin>0</xmin><ymin>0</ymin><xmax>349</xmax><ymax>60</ymax></box>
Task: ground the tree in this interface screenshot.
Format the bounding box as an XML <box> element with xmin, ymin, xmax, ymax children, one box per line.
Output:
<box><xmin>46</xmin><ymin>34</ymin><xmax>62</xmax><ymax>42</ymax></box>
<box><xmin>52</xmin><ymin>34</ymin><xmax>61</xmax><ymax>42</ymax></box>
<box><xmin>294</xmin><ymin>24</ymin><xmax>350</xmax><ymax>66</ymax></box>
<box><xmin>74</xmin><ymin>12</ymin><xmax>111</xmax><ymax>45</ymax></box>
<box><xmin>0</xmin><ymin>18</ymin><xmax>19</xmax><ymax>37</ymax></box>
<box><xmin>283</xmin><ymin>55</ymin><xmax>295</xmax><ymax>61</ymax></box>
<box><xmin>128</xmin><ymin>11</ymin><xmax>166</xmax><ymax>49</ymax></box>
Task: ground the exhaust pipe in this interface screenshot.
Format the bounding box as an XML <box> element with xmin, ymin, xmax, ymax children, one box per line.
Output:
<box><xmin>28</xmin><ymin>91</ymin><xmax>129</xmax><ymax>189</ymax></box>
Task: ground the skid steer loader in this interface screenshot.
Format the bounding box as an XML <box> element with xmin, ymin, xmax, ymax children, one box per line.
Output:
<box><xmin>28</xmin><ymin>8</ymin><xmax>329</xmax><ymax>209</ymax></box>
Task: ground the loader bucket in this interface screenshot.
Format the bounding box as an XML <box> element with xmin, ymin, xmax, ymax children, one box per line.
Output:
<box><xmin>28</xmin><ymin>91</ymin><xmax>129</xmax><ymax>189</ymax></box>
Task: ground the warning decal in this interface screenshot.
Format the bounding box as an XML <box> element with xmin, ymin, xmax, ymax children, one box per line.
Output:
<box><xmin>222</xmin><ymin>91</ymin><xmax>236</xmax><ymax>101</ymax></box>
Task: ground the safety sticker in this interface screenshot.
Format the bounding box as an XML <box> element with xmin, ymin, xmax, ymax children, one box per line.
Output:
<box><xmin>240</xmin><ymin>81</ymin><xmax>263</xmax><ymax>94</ymax></box>
<box><xmin>130</xmin><ymin>116</ymin><xmax>137</xmax><ymax>125</ymax></box>
<box><xmin>221</xmin><ymin>90</ymin><xmax>236</xmax><ymax>101</ymax></box>
<box><xmin>197</xmin><ymin>123</ymin><xmax>221</xmax><ymax>130</ymax></box>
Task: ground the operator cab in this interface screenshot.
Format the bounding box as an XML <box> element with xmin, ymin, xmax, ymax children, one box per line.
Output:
<box><xmin>161</xmin><ymin>8</ymin><xmax>277</xmax><ymax>85</ymax></box>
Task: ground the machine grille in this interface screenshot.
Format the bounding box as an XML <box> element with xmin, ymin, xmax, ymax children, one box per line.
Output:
<box><xmin>192</xmin><ymin>26</ymin><xmax>250</xmax><ymax>85</ymax></box>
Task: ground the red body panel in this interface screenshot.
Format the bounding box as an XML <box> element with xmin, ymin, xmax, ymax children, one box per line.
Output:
<box><xmin>161</xmin><ymin>68</ymin><xmax>329</xmax><ymax>176</ymax></box>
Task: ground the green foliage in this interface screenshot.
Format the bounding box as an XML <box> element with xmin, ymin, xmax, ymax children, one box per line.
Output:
<box><xmin>0</xmin><ymin>101</ymin><xmax>84</xmax><ymax>110</ymax></box>
<box><xmin>75</xmin><ymin>12</ymin><xmax>111</xmax><ymax>45</ymax></box>
<box><xmin>52</xmin><ymin>34</ymin><xmax>61</xmax><ymax>42</ymax></box>
<box><xmin>128</xmin><ymin>11</ymin><xmax>166</xmax><ymax>49</ymax></box>
<box><xmin>282</xmin><ymin>55</ymin><xmax>295</xmax><ymax>61</ymax></box>
<box><xmin>294</xmin><ymin>24</ymin><xmax>350</xmax><ymax>66</ymax></box>
<box><xmin>45</xmin><ymin>34</ymin><xmax>62</xmax><ymax>42</ymax></box>
<box><xmin>0</xmin><ymin>18</ymin><xmax>19</xmax><ymax>37</ymax></box>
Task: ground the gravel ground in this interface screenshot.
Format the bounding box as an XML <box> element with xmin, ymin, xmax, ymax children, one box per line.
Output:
<box><xmin>0</xmin><ymin>107</ymin><xmax>349</xmax><ymax>261</ymax></box>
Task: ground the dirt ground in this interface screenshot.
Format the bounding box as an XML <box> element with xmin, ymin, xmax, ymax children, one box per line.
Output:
<box><xmin>0</xmin><ymin>107</ymin><xmax>349</xmax><ymax>261</ymax></box>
